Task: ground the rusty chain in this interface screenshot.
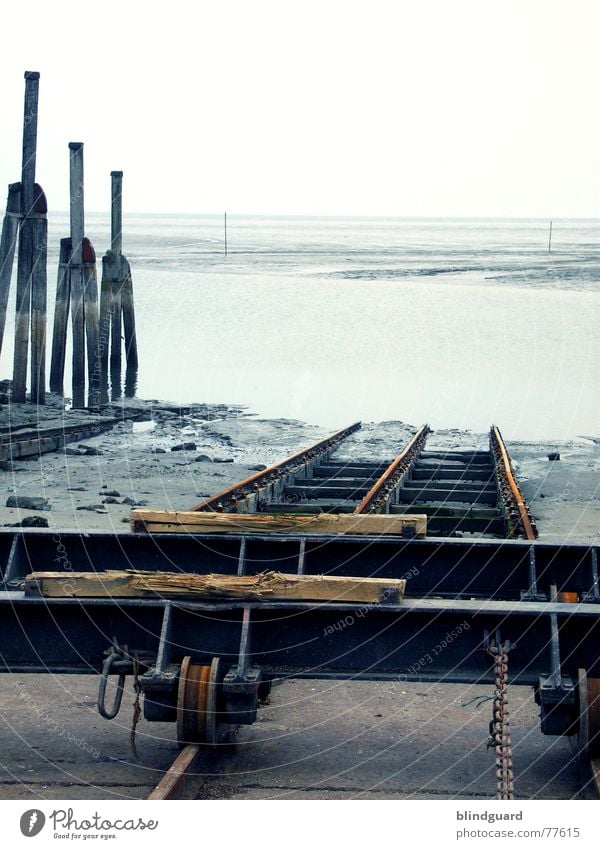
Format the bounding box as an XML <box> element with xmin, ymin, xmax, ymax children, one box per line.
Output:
<box><xmin>130</xmin><ymin>655</ymin><xmax>142</xmax><ymax>762</ymax></box>
<box><xmin>487</xmin><ymin>642</ymin><xmax>514</xmax><ymax>800</ymax></box>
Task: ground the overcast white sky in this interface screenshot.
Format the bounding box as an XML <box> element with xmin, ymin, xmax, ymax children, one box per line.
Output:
<box><xmin>1</xmin><ymin>0</ymin><xmax>599</xmax><ymax>217</ymax></box>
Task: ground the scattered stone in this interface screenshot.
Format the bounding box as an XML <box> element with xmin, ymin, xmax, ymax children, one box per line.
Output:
<box><xmin>102</xmin><ymin>497</ymin><xmax>120</xmax><ymax>504</ymax></box>
<box><xmin>194</xmin><ymin>454</ymin><xmax>213</xmax><ymax>463</ymax></box>
<box><xmin>548</xmin><ymin>452</ymin><xmax>560</xmax><ymax>461</ymax></box>
<box><xmin>101</xmin><ymin>490</ymin><xmax>121</xmax><ymax>497</ymax></box>
<box><xmin>171</xmin><ymin>442</ymin><xmax>197</xmax><ymax>452</ymax></box>
<box><xmin>83</xmin><ymin>446</ymin><xmax>103</xmax><ymax>456</ymax></box>
<box><xmin>213</xmin><ymin>457</ymin><xmax>234</xmax><ymax>463</ymax></box>
<box><xmin>17</xmin><ymin>515</ymin><xmax>49</xmax><ymax>528</ymax></box>
<box><xmin>67</xmin><ymin>486</ymin><xmax>86</xmax><ymax>492</ymax></box>
<box><xmin>248</xmin><ymin>464</ymin><xmax>267</xmax><ymax>471</ymax></box>
<box><xmin>154</xmin><ymin>448</ymin><xmax>167</xmax><ymax>454</ymax></box>
<box><xmin>65</xmin><ymin>447</ymin><xmax>86</xmax><ymax>456</ymax></box>
<box><xmin>120</xmin><ymin>497</ymin><xmax>137</xmax><ymax>506</ymax></box>
<box><xmin>6</xmin><ymin>496</ymin><xmax>51</xmax><ymax>511</ymax></box>
<box><xmin>76</xmin><ymin>504</ymin><xmax>105</xmax><ymax>511</ymax></box>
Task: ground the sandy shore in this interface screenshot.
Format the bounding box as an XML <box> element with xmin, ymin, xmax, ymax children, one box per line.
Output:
<box><xmin>0</xmin><ymin>397</ymin><xmax>597</xmax><ymax>540</ymax></box>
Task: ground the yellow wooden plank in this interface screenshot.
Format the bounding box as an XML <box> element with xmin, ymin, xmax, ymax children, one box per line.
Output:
<box><xmin>131</xmin><ymin>510</ymin><xmax>426</xmax><ymax>537</ymax></box>
<box><xmin>25</xmin><ymin>570</ymin><xmax>406</xmax><ymax>604</ymax></box>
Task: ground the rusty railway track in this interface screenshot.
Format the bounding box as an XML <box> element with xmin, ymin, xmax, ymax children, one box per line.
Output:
<box><xmin>190</xmin><ymin>421</ymin><xmax>361</xmax><ymax>512</ymax></box>
<box><xmin>192</xmin><ymin>421</ymin><xmax>537</xmax><ymax>540</ymax></box>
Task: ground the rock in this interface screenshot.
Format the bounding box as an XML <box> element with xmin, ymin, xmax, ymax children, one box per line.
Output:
<box><xmin>65</xmin><ymin>447</ymin><xmax>86</xmax><ymax>456</ymax></box>
<box><xmin>121</xmin><ymin>496</ymin><xmax>148</xmax><ymax>506</ymax></box>
<box><xmin>82</xmin><ymin>446</ymin><xmax>103</xmax><ymax>456</ymax></box>
<box><xmin>248</xmin><ymin>464</ymin><xmax>267</xmax><ymax>471</ymax></box>
<box><xmin>548</xmin><ymin>452</ymin><xmax>560</xmax><ymax>461</ymax></box>
<box><xmin>68</xmin><ymin>486</ymin><xmax>87</xmax><ymax>492</ymax></box>
<box><xmin>6</xmin><ymin>496</ymin><xmax>51</xmax><ymax>511</ymax></box>
<box><xmin>76</xmin><ymin>504</ymin><xmax>105</xmax><ymax>511</ymax></box>
<box><xmin>154</xmin><ymin>448</ymin><xmax>167</xmax><ymax>453</ymax></box>
<box><xmin>171</xmin><ymin>442</ymin><xmax>197</xmax><ymax>452</ymax></box>
<box><xmin>213</xmin><ymin>457</ymin><xmax>234</xmax><ymax>463</ymax></box>
<box><xmin>120</xmin><ymin>496</ymin><xmax>137</xmax><ymax>506</ymax></box>
<box><xmin>102</xmin><ymin>497</ymin><xmax>120</xmax><ymax>504</ymax></box>
<box><xmin>101</xmin><ymin>490</ymin><xmax>121</xmax><ymax>497</ymax></box>
<box><xmin>18</xmin><ymin>515</ymin><xmax>49</xmax><ymax>528</ymax></box>
<box><xmin>194</xmin><ymin>454</ymin><xmax>213</xmax><ymax>463</ymax></box>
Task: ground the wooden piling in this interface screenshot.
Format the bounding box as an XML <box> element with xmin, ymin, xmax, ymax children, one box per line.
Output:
<box><xmin>109</xmin><ymin>171</ymin><xmax>123</xmax><ymax>375</ymax></box>
<box><xmin>69</xmin><ymin>142</ymin><xmax>86</xmax><ymax>409</ymax></box>
<box><xmin>109</xmin><ymin>273</ymin><xmax>122</xmax><ymax>373</ymax></box>
<box><xmin>121</xmin><ymin>256</ymin><xmax>138</xmax><ymax>369</ymax></box>
<box><xmin>30</xmin><ymin>184</ymin><xmax>47</xmax><ymax>405</ymax></box>
<box><xmin>13</xmin><ymin>216</ymin><xmax>33</xmax><ymax>402</ymax></box>
<box><xmin>20</xmin><ymin>72</ymin><xmax>39</xmax><ymax>218</ymax></box>
<box><xmin>100</xmin><ymin>170</ymin><xmax>138</xmax><ymax>396</ymax></box>
<box><xmin>82</xmin><ymin>237</ymin><xmax>100</xmax><ymax>408</ymax></box>
<box><xmin>99</xmin><ymin>253</ymin><xmax>112</xmax><ymax>381</ymax></box>
<box><xmin>0</xmin><ymin>183</ymin><xmax>22</xmax><ymax>356</ymax></box>
<box><xmin>12</xmin><ymin>72</ymin><xmax>40</xmax><ymax>403</ymax></box>
<box><xmin>110</xmin><ymin>171</ymin><xmax>123</xmax><ymax>255</ymax></box>
<box><xmin>49</xmin><ymin>238</ymin><xmax>71</xmax><ymax>393</ymax></box>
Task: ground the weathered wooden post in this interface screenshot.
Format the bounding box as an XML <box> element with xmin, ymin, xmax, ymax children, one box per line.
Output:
<box><xmin>13</xmin><ymin>72</ymin><xmax>40</xmax><ymax>403</ymax></box>
<box><xmin>109</xmin><ymin>171</ymin><xmax>123</xmax><ymax>375</ymax></box>
<box><xmin>0</xmin><ymin>183</ymin><xmax>22</xmax><ymax>356</ymax></box>
<box><xmin>100</xmin><ymin>170</ymin><xmax>138</xmax><ymax>397</ymax></box>
<box><xmin>29</xmin><ymin>183</ymin><xmax>47</xmax><ymax>404</ymax></box>
<box><xmin>49</xmin><ymin>238</ymin><xmax>71</xmax><ymax>393</ymax></box>
<box><xmin>69</xmin><ymin>142</ymin><xmax>86</xmax><ymax>409</ymax></box>
<box><xmin>121</xmin><ymin>256</ymin><xmax>138</xmax><ymax>369</ymax></box>
<box><xmin>82</xmin><ymin>237</ymin><xmax>99</xmax><ymax>407</ymax></box>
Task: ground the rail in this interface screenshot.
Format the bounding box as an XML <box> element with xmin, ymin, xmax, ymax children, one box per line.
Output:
<box><xmin>490</xmin><ymin>425</ymin><xmax>537</xmax><ymax>540</ymax></box>
<box><xmin>354</xmin><ymin>425</ymin><xmax>429</xmax><ymax>514</ymax></box>
<box><xmin>190</xmin><ymin>421</ymin><xmax>361</xmax><ymax>512</ymax></box>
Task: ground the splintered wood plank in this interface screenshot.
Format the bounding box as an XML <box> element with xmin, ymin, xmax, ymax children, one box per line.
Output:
<box><xmin>130</xmin><ymin>510</ymin><xmax>426</xmax><ymax>537</ymax></box>
<box><xmin>24</xmin><ymin>570</ymin><xmax>406</xmax><ymax>604</ymax></box>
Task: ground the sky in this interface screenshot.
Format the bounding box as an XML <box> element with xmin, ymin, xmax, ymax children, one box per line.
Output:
<box><xmin>1</xmin><ymin>0</ymin><xmax>599</xmax><ymax>217</ymax></box>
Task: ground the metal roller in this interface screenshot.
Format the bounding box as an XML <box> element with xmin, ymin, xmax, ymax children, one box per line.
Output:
<box><xmin>176</xmin><ymin>656</ymin><xmax>223</xmax><ymax>748</ymax></box>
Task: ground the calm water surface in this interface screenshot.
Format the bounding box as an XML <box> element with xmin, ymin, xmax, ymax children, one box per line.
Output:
<box><xmin>1</xmin><ymin>215</ymin><xmax>598</xmax><ymax>441</ymax></box>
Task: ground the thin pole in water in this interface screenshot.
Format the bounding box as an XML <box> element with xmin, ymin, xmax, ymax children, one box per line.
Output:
<box><xmin>224</xmin><ymin>211</ymin><xmax>227</xmax><ymax>256</ymax></box>
<box><xmin>548</xmin><ymin>220</ymin><xmax>552</xmax><ymax>254</ymax></box>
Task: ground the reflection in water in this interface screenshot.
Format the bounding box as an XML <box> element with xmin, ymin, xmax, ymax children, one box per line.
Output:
<box><xmin>125</xmin><ymin>365</ymin><xmax>138</xmax><ymax>398</ymax></box>
<box><xmin>97</xmin><ymin>364</ymin><xmax>138</xmax><ymax>405</ymax></box>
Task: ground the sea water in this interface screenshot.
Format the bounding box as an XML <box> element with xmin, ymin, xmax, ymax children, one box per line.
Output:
<box><xmin>1</xmin><ymin>214</ymin><xmax>598</xmax><ymax>441</ymax></box>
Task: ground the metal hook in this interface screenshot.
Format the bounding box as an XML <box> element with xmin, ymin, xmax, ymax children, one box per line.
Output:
<box><xmin>97</xmin><ymin>650</ymin><xmax>126</xmax><ymax>719</ymax></box>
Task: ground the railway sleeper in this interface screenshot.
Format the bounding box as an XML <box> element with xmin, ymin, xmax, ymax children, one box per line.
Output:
<box><xmin>284</xmin><ymin>484</ymin><xmax>371</xmax><ymax>500</ymax></box>
<box><xmin>398</xmin><ymin>488</ymin><xmax>498</xmax><ymax>505</ymax></box>
<box><xmin>411</xmin><ymin>468</ymin><xmax>494</xmax><ymax>482</ymax></box>
<box><xmin>404</xmin><ymin>479</ymin><xmax>497</xmax><ymax>493</ymax></box>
